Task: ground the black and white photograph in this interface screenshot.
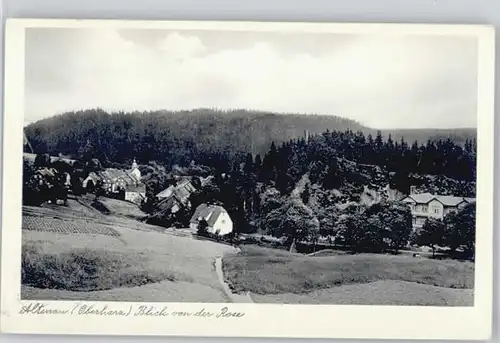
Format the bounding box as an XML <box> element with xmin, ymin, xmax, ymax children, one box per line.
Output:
<box><xmin>18</xmin><ymin>23</ymin><xmax>484</xmax><ymax>305</ymax></box>
<box><xmin>0</xmin><ymin>19</ymin><xmax>495</xmax><ymax>339</ymax></box>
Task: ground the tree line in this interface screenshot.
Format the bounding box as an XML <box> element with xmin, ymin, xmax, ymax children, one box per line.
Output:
<box><xmin>411</xmin><ymin>203</ymin><xmax>476</xmax><ymax>260</ymax></box>
<box><xmin>25</xmin><ymin>108</ymin><xmax>475</xmax><ymax>168</ymax></box>
<box><xmin>258</xmin><ymin>130</ymin><xmax>476</xmax><ymax>195</ymax></box>
<box><xmin>23</xmin><ymin>109</ymin><xmax>477</xmax><ymax>260</ymax></box>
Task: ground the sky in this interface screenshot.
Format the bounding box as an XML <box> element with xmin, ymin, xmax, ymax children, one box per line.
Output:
<box><xmin>24</xmin><ymin>27</ymin><xmax>479</xmax><ymax>129</ymax></box>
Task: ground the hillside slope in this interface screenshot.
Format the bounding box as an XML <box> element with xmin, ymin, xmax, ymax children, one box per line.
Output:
<box><xmin>24</xmin><ymin>108</ymin><xmax>476</xmax><ymax>160</ymax></box>
<box><xmin>22</xmin><ymin>199</ymin><xmax>237</xmax><ymax>302</ymax></box>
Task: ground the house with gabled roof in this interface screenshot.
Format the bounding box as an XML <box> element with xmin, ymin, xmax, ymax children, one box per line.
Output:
<box><xmin>156</xmin><ymin>179</ymin><xmax>196</xmax><ymax>201</ymax></box>
<box><xmin>82</xmin><ymin>171</ymin><xmax>101</xmax><ymax>190</ymax></box>
<box><xmin>401</xmin><ymin>188</ymin><xmax>476</xmax><ymax>229</ymax></box>
<box><xmin>98</xmin><ymin>169</ymin><xmax>133</xmax><ymax>193</ymax></box>
<box><xmin>155</xmin><ymin>178</ymin><xmax>198</xmax><ymax>213</ymax></box>
<box><xmin>189</xmin><ymin>203</ymin><xmax>233</xmax><ymax>236</ymax></box>
<box><xmin>81</xmin><ymin>159</ymin><xmax>145</xmax><ymax>205</ymax></box>
<box><xmin>125</xmin><ymin>183</ymin><xmax>146</xmax><ymax>205</ymax></box>
<box><xmin>156</xmin><ymin>185</ymin><xmax>175</xmax><ymax>200</ymax></box>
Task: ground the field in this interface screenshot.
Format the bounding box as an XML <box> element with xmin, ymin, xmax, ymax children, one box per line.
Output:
<box><xmin>22</xmin><ymin>197</ymin><xmax>474</xmax><ymax>305</ymax></box>
<box><xmin>22</xmin><ymin>198</ymin><xmax>237</xmax><ymax>302</ymax></box>
<box><xmin>223</xmin><ymin>245</ymin><xmax>474</xmax><ymax>306</ymax></box>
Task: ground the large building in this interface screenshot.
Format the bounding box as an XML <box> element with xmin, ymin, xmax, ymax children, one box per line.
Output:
<box><xmin>82</xmin><ymin>158</ymin><xmax>145</xmax><ymax>205</ymax></box>
<box><xmin>401</xmin><ymin>188</ymin><xmax>475</xmax><ymax>229</ymax></box>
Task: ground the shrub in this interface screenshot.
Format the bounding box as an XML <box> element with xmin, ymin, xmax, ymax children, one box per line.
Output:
<box><xmin>197</xmin><ymin>219</ymin><xmax>209</xmax><ymax>237</ymax></box>
<box><xmin>91</xmin><ymin>200</ymin><xmax>111</xmax><ymax>214</ymax></box>
<box><xmin>22</xmin><ymin>242</ymin><xmax>175</xmax><ymax>291</ymax></box>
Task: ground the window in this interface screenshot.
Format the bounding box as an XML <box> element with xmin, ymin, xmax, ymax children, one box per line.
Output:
<box><xmin>421</xmin><ymin>205</ymin><xmax>428</xmax><ymax>212</ymax></box>
<box><xmin>432</xmin><ymin>207</ymin><xmax>440</xmax><ymax>214</ymax></box>
<box><xmin>221</xmin><ymin>220</ymin><xmax>226</xmax><ymax>224</ymax></box>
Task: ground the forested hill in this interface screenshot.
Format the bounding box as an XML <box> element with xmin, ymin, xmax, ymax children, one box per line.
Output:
<box><xmin>25</xmin><ymin>108</ymin><xmax>476</xmax><ymax>162</ymax></box>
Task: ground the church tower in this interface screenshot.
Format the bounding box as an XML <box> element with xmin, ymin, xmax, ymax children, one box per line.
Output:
<box><xmin>130</xmin><ymin>158</ymin><xmax>141</xmax><ymax>182</ymax></box>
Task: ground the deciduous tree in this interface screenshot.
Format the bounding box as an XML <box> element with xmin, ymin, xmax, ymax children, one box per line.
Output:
<box><xmin>412</xmin><ymin>218</ymin><xmax>445</xmax><ymax>258</ymax></box>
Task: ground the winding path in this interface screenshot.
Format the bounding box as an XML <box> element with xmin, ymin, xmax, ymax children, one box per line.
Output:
<box><xmin>215</xmin><ymin>257</ymin><xmax>254</xmax><ymax>303</ymax></box>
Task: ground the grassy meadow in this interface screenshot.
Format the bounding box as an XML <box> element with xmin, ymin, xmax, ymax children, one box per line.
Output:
<box><xmin>222</xmin><ymin>245</ymin><xmax>474</xmax><ymax>305</ymax></box>
<box><xmin>21</xmin><ymin>198</ymin><xmax>475</xmax><ymax>306</ymax></box>
<box><xmin>21</xmin><ymin>200</ymin><xmax>236</xmax><ymax>302</ymax></box>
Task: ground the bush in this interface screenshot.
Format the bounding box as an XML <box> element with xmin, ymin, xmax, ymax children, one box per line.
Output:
<box><xmin>91</xmin><ymin>200</ymin><xmax>111</xmax><ymax>214</ymax></box>
<box><xmin>197</xmin><ymin>219</ymin><xmax>209</xmax><ymax>237</ymax></box>
<box><xmin>22</xmin><ymin>242</ymin><xmax>175</xmax><ymax>291</ymax></box>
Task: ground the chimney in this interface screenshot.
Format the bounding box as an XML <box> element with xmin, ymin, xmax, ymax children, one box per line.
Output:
<box><xmin>304</xmin><ymin>130</ymin><xmax>309</xmax><ymax>143</ymax></box>
<box><xmin>410</xmin><ymin>186</ymin><xmax>417</xmax><ymax>195</ymax></box>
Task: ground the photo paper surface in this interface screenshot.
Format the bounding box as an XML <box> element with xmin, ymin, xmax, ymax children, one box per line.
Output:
<box><xmin>1</xmin><ymin>19</ymin><xmax>495</xmax><ymax>340</ymax></box>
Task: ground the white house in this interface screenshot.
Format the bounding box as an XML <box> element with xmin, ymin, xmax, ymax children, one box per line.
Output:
<box><xmin>401</xmin><ymin>188</ymin><xmax>475</xmax><ymax>230</ymax></box>
<box><xmin>189</xmin><ymin>204</ymin><xmax>233</xmax><ymax>236</ymax></box>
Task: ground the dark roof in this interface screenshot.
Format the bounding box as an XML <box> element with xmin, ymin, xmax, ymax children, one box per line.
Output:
<box><xmin>190</xmin><ymin>203</ymin><xmax>209</xmax><ymax>223</ymax></box>
<box><xmin>156</xmin><ymin>185</ymin><xmax>175</xmax><ymax>198</ymax></box>
<box><xmin>174</xmin><ymin>184</ymin><xmax>191</xmax><ymax>201</ymax></box>
<box><xmin>200</xmin><ymin>176</ymin><xmax>214</xmax><ymax>187</ymax></box>
<box><xmin>175</xmin><ymin>176</ymin><xmax>192</xmax><ymax>183</ymax></box>
<box><xmin>436</xmin><ymin>195</ymin><xmax>467</xmax><ymax>207</ymax></box>
<box><xmin>157</xmin><ymin>196</ymin><xmax>180</xmax><ymax>211</ymax></box>
<box><xmin>126</xmin><ymin>183</ymin><xmax>146</xmax><ymax>192</ymax></box>
<box><xmin>403</xmin><ymin>192</ymin><xmax>475</xmax><ymax>207</ymax></box>
<box><xmin>98</xmin><ymin>169</ymin><xmax>124</xmax><ymax>180</ymax></box>
<box><xmin>52</xmin><ymin>157</ymin><xmax>75</xmax><ymax>166</ymax></box>
<box><xmin>36</xmin><ymin>168</ymin><xmax>57</xmax><ymax>177</ymax></box>
<box><xmin>405</xmin><ymin>193</ymin><xmax>434</xmax><ymax>204</ymax></box>
<box><xmin>98</xmin><ymin>168</ymin><xmax>139</xmax><ymax>186</ymax></box>
<box><xmin>189</xmin><ymin>204</ymin><xmax>228</xmax><ymax>227</ymax></box>
<box><xmin>156</xmin><ymin>180</ymin><xmax>196</xmax><ymax>202</ymax></box>
<box><xmin>85</xmin><ymin>172</ymin><xmax>101</xmax><ymax>183</ymax></box>
<box><xmin>23</xmin><ymin>153</ymin><xmax>75</xmax><ymax>165</ymax></box>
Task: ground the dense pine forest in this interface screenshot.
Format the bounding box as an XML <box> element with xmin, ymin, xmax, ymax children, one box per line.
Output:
<box><xmin>25</xmin><ymin>108</ymin><xmax>476</xmax><ymax>163</ymax></box>
<box><xmin>24</xmin><ymin>108</ymin><xmax>477</xmax><ymax>256</ymax></box>
<box><xmin>24</xmin><ymin>108</ymin><xmax>477</xmax><ymax>195</ymax></box>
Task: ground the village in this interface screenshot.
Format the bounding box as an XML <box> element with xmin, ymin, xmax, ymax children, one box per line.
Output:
<box><xmin>22</xmin><ymin>144</ymin><xmax>476</xmax><ymax>251</ymax></box>
<box><xmin>21</xmin><ymin>125</ymin><xmax>477</xmax><ymax>306</ymax></box>
<box><xmin>23</xmin><ymin>150</ymin><xmax>233</xmax><ymax>238</ymax></box>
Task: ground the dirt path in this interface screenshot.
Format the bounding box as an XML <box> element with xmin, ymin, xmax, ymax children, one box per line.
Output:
<box><xmin>215</xmin><ymin>257</ymin><xmax>254</xmax><ymax>303</ymax></box>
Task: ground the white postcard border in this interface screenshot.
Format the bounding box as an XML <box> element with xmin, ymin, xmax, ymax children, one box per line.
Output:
<box><xmin>0</xmin><ymin>19</ymin><xmax>495</xmax><ymax>340</ymax></box>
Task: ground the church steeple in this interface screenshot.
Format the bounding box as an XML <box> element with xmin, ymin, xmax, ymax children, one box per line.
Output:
<box><xmin>129</xmin><ymin>157</ymin><xmax>142</xmax><ymax>183</ymax></box>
